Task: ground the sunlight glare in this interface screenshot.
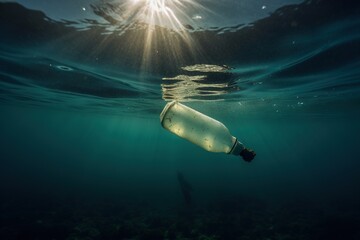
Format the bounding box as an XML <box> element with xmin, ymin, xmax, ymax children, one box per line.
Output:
<box><xmin>103</xmin><ymin>0</ymin><xmax>209</xmax><ymax>73</ymax></box>
<box><xmin>127</xmin><ymin>0</ymin><xmax>200</xmax><ymax>30</ymax></box>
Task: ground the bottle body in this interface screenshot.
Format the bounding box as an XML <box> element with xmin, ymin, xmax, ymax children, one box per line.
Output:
<box><xmin>160</xmin><ymin>101</ymin><xmax>239</xmax><ymax>153</ymax></box>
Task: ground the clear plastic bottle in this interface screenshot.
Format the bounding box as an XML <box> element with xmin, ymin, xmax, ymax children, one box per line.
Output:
<box><xmin>160</xmin><ymin>101</ymin><xmax>255</xmax><ymax>161</ymax></box>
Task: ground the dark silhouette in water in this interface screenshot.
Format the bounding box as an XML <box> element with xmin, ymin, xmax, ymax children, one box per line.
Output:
<box><xmin>177</xmin><ymin>171</ymin><xmax>193</xmax><ymax>206</ymax></box>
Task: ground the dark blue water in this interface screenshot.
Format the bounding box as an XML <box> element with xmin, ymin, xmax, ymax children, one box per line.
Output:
<box><xmin>1</xmin><ymin>1</ymin><xmax>360</xmax><ymax>239</ymax></box>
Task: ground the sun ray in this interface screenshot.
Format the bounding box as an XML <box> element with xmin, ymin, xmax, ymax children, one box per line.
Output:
<box><xmin>97</xmin><ymin>0</ymin><xmax>210</xmax><ymax>74</ymax></box>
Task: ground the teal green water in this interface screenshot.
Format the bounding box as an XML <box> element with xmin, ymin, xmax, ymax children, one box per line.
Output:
<box><xmin>1</xmin><ymin>105</ymin><xmax>359</xmax><ymax>205</ymax></box>
<box><xmin>1</xmin><ymin>1</ymin><xmax>360</xmax><ymax>239</ymax></box>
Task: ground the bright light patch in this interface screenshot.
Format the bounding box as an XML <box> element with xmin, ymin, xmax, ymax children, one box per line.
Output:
<box><xmin>125</xmin><ymin>0</ymin><xmax>204</xmax><ymax>30</ymax></box>
<box><xmin>193</xmin><ymin>15</ymin><xmax>202</xmax><ymax>20</ymax></box>
<box><xmin>104</xmin><ymin>0</ymin><xmax>208</xmax><ymax>72</ymax></box>
<box><xmin>95</xmin><ymin>0</ymin><xmax>209</xmax><ymax>73</ymax></box>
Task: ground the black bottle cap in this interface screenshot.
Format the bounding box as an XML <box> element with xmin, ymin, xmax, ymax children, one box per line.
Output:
<box><xmin>240</xmin><ymin>148</ymin><xmax>256</xmax><ymax>162</ymax></box>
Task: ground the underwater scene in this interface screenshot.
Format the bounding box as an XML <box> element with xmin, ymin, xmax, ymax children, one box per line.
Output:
<box><xmin>1</xmin><ymin>0</ymin><xmax>360</xmax><ymax>239</ymax></box>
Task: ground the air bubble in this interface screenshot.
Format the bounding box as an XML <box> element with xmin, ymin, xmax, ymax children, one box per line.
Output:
<box><xmin>56</xmin><ymin>65</ymin><xmax>73</xmax><ymax>71</ymax></box>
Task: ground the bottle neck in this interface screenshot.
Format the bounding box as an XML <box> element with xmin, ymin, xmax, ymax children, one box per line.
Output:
<box><xmin>229</xmin><ymin>139</ymin><xmax>245</xmax><ymax>156</ymax></box>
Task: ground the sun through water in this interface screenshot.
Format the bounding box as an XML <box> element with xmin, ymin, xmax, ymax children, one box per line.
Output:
<box><xmin>105</xmin><ymin>0</ymin><xmax>209</xmax><ymax>73</ymax></box>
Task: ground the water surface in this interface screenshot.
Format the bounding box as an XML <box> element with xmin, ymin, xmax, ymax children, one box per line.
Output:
<box><xmin>1</xmin><ymin>1</ymin><xmax>360</xmax><ymax>239</ymax></box>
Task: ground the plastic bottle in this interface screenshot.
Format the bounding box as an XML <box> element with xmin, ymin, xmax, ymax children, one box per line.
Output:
<box><xmin>160</xmin><ymin>101</ymin><xmax>255</xmax><ymax>162</ymax></box>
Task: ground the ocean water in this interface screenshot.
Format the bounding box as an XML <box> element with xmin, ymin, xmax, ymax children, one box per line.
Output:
<box><xmin>1</xmin><ymin>0</ymin><xmax>360</xmax><ymax>239</ymax></box>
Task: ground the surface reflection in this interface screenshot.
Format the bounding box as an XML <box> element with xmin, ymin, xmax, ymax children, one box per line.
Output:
<box><xmin>162</xmin><ymin>64</ymin><xmax>239</xmax><ymax>101</ymax></box>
